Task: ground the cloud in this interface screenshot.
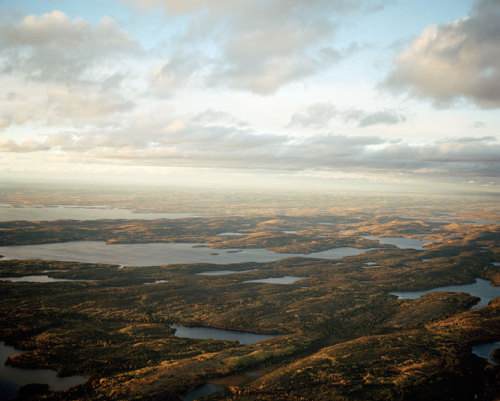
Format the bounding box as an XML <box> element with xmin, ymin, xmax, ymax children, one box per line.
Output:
<box><xmin>0</xmin><ymin>138</ymin><xmax>50</xmax><ymax>152</ymax></box>
<box><xmin>0</xmin><ymin>81</ymin><xmax>134</xmax><ymax>127</ymax></box>
<box><xmin>289</xmin><ymin>103</ymin><xmax>338</xmax><ymax>128</ymax></box>
<box><xmin>2</xmin><ymin>114</ymin><xmax>497</xmax><ymax>180</ymax></box>
<box><xmin>0</xmin><ymin>10</ymin><xmax>139</xmax><ymax>84</ymax></box>
<box><xmin>289</xmin><ymin>103</ymin><xmax>406</xmax><ymax>128</ymax></box>
<box><xmin>385</xmin><ymin>0</ymin><xmax>500</xmax><ymax>108</ymax></box>
<box><xmin>128</xmin><ymin>0</ymin><xmax>384</xmax><ymax>94</ymax></box>
<box><xmin>0</xmin><ymin>11</ymin><xmax>140</xmax><ymax>127</ymax></box>
<box><xmin>343</xmin><ymin>108</ymin><xmax>407</xmax><ymax>127</ymax></box>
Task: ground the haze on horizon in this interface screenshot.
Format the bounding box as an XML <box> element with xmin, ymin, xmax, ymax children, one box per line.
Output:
<box><xmin>0</xmin><ymin>0</ymin><xmax>499</xmax><ymax>193</ymax></box>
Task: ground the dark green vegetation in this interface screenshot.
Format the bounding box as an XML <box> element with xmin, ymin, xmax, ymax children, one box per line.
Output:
<box><xmin>0</xmin><ymin>188</ymin><xmax>499</xmax><ymax>400</ymax></box>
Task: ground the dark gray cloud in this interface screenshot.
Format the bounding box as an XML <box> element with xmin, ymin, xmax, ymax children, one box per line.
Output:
<box><xmin>385</xmin><ymin>0</ymin><xmax>500</xmax><ymax>108</ymax></box>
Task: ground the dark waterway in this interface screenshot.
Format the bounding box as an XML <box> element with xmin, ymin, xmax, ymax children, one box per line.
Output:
<box><xmin>0</xmin><ymin>342</ymin><xmax>87</xmax><ymax>401</ymax></box>
<box><xmin>183</xmin><ymin>383</ymin><xmax>222</xmax><ymax>401</ymax></box>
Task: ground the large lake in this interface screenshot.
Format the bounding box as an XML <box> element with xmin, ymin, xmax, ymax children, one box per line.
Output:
<box><xmin>0</xmin><ymin>241</ymin><xmax>371</xmax><ymax>267</ymax></box>
<box><xmin>390</xmin><ymin>278</ymin><xmax>500</xmax><ymax>309</ymax></box>
<box><xmin>0</xmin><ymin>342</ymin><xmax>87</xmax><ymax>401</ymax></box>
<box><xmin>0</xmin><ymin>204</ymin><xmax>200</xmax><ymax>221</ymax></box>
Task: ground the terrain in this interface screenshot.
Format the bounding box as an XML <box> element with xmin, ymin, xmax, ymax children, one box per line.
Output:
<box><xmin>0</xmin><ymin>187</ymin><xmax>498</xmax><ymax>400</ymax></box>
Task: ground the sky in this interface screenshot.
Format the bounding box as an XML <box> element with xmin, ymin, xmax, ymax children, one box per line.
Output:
<box><xmin>0</xmin><ymin>0</ymin><xmax>499</xmax><ymax>192</ymax></box>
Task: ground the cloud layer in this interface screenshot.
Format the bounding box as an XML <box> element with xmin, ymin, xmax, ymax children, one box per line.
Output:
<box><xmin>386</xmin><ymin>0</ymin><xmax>500</xmax><ymax>108</ymax></box>
<box><xmin>289</xmin><ymin>103</ymin><xmax>406</xmax><ymax>128</ymax></box>
<box><xmin>0</xmin><ymin>10</ymin><xmax>139</xmax><ymax>84</ymax></box>
<box><xmin>2</xmin><ymin>115</ymin><xmax>498</xmax><ymax>180</ymax></box>
<box><xmin>136</xmin><ymin>0</ymin><xmax>385</xmax><ymax>94</ymax></box>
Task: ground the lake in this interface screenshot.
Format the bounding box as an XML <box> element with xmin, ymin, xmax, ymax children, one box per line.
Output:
<box><xmin>169</xmin><ymin>325</ymin><xmax>278</xmax><ymax>345</ymax></box>
<box><xmin>361</xmin><ymin>236</ymin><xmax>431</xmax><ymax>250</ymax></box>
<box><xmin>0</xmin><ymin>241</ymin><xmax>371</xmax><ymax>267</ymax></box>
<box><xmin>197</xmin><ymin>269</ymin><xmax>257</xmax><ymax>275</ymax></box>
<box><xmin>471</xmin><ymin>342</ymin><xmax>500</xmax><ymax>365</ymax></box>
<box><xmin>0</xmin><ymin>342</ymin><xmax>87</xmax><ymax>401</ymax></box>
<box><xmin>0</xmin><ymin>275</ymin><xmax>78</xmax><ymax>283</ymax></box>
<box><xmin>390</xmin><ymin>278</ymin><xmax>500</xmax><ymax>309</ymax></box>
<box><xmin>244</xmin><ymin>276</ymin><xmax>307</xmax><ymax>285</ymax></box>
<box><xmin>0</xmin><ymin>204</ymin><xmax>200</xmax><ymax>221</ymax></box>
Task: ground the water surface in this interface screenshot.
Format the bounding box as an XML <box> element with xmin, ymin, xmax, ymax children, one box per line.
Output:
<box><xmin>472</xmin><ymin>342</ymin><xmax>500</xmax><ymax>365</ymax></box>
<box><xmin>0</xmin><ymin>241</ymin><xmax>370</xmax><ymax>267</ymax></box>
<box><xmin>0</xmin><ymin>275</ymin><xmax>80</xmax><ymax>283</ymax></box>
<box><xmin>0</xmin><ymin>342</ymin><xmax>87</xmax><ymax>401</ymax></box>
<box><xmin>170</xmin><ymin>325</ymin><xmax>278</xmax><ymax>345</ymax></box>
<box><xmin>197</xmin><ymin>270</ymin><xmax>256</xmax><ymax>276</ymax></box>
<box><xmin>244</xmin><ymin>276</ymin><xmax>307</xmax><ymax>285</ymax></box>
<box><xmin>390</xmin><ymin>278</ymin><xmax>500</xmax><ymax>309</ymax></box>
<box><xmin>0</xmin><ymin>204</ymin><xmax>200</xmax><ymax>221</ymax></box>
<box><xmin>183</xmin><ymin>384</ymin><xmax>222</xmax><ymax>401</ymax></box>
<box><xmin>361</xmin><ymin>236</ymin><xmax>431</xmax><ymax>250</ymax></box>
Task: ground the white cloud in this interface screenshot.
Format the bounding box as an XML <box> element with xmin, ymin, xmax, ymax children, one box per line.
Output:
<box><xmin>385</xmin><ymin>0</ymin><xmax>500</xmax><ymax>108</ymax></box>
<box><xmin>289</xmin><ymin>103</ymin><xmax>406</xmax><ymax>129</ymax></box>
<box><xmin>1</xmin><ymin>115</ymin><xmax>497</xmax><ymax>180</ymax></box>
<box><xmin>0</xmin><ymin>10</ymin><xmax>139</xmax><ymax>84</ymax></box>
<box><xmin>0</xmin><ymin>11</ymin><xmax>140</xmax><ymax>127</ymax></box>
<box><xmin>128</xmin><ymin>0</ymin><xmax>384</xmax><ymax>94</ymax></box>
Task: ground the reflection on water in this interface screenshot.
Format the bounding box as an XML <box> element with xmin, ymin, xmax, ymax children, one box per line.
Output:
<box><xmin>0</xmin><ymin>241</ymin><xmax>370</xmax><ymax>267</ymax></box>
<box><xmin>170</xmin><ymin>324</ymin><xmax>278</xmax><ymax>345</ymax></box>
<box><xmin>390</xmin><ymin>278</ymin><xmax>500</xmax><ymax>309</ymax></box>
<box><xmin>0</xmin><ymin>342</ymin><xmax>87</xmax><ymax>401</ymax></box>
<box><xmin>0</xmin><ymin>204</ymin><xmax>200</xmax><ymax>221</ymax></box>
